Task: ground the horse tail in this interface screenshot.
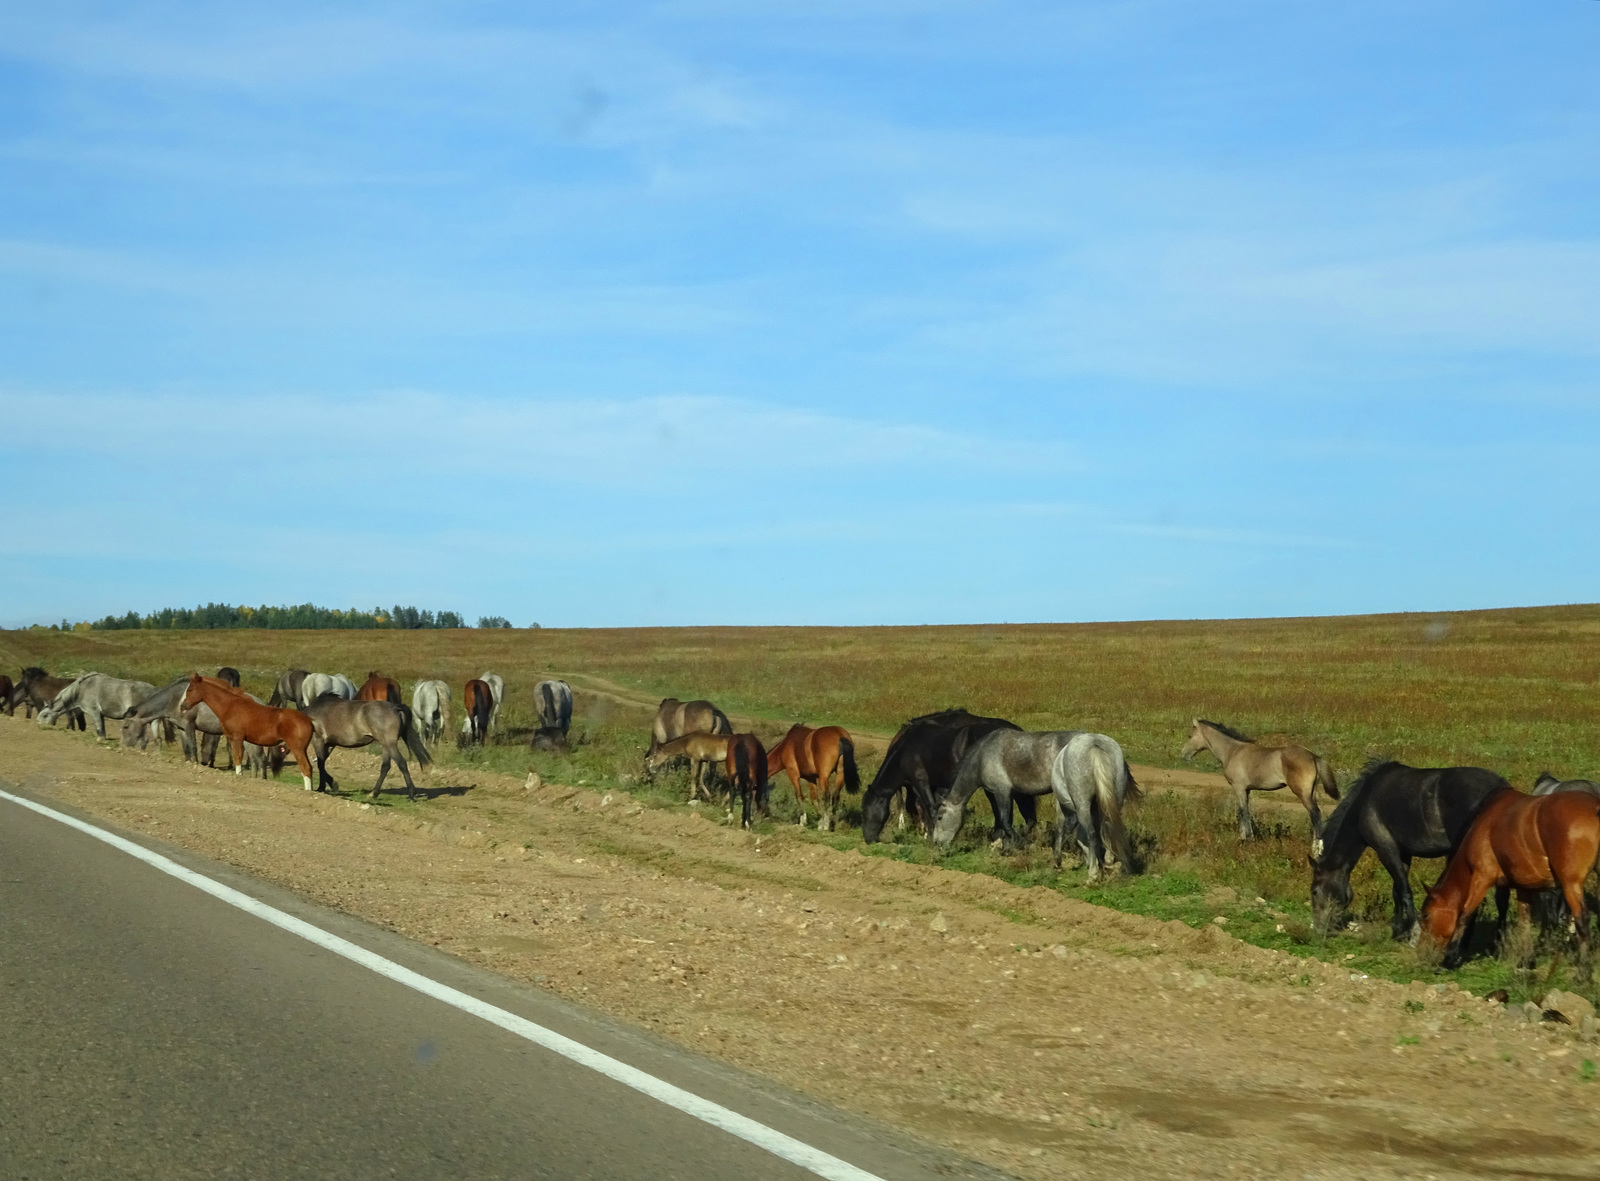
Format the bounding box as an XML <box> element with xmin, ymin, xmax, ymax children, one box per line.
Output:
<box><xmin>1087</xmin><ymin>737</ymin><xmax>1139</xmax><ymax>874</ymax></box>
<box><xmin>1314</xmin><ymin>754</ymin><xmax>1339</xmax><ymax>800</ymax></box>
<box><xmin>840</xmin><ymin>736</ymin><xmax>861</xmax><ymax>793</ymax></box>
<box><xmin>397</xmin><ymin>703</ymin><xmax>433</xmax><ymax>766</ymax></box>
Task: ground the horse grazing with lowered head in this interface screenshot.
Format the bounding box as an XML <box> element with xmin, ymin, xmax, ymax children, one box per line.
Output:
<box><xmin>767</xmin><ymin>724</ymin><xmax>860</xmax><ymax>830</ymax></box>
<box><xmin>462</xmin><ymin>679</ymin><xmax>494</xmax><ymax>746</ymax></box>
<box><xmin>357</xmin><ymin>672</ymin><xmax>403</xmax><ymax>703</ymax></box>
<box><xmin>1180</xmin><ymin>719</ymin><xmax>1339</xmax><ymax>844</ymax></box>
<box><xmin>530</xmin><ymin>679</ymin><xmax>574</xmax><ymax>751</ymax></box>
<box><xmin>652</xmin><ymin>698</ymin><xmax>731</xmax><ymax>746</ymax></box>
<box><xmin>121</xmin><ymin>676</ymin><xmax>282</xmax><ymax>777</ymax></box>
<box><xmin>645</xmin><ymin>731</ymin><xmax>734</xmax><ymax>802</ymax></box>
<box><xmin>726</xmin><ymin>733</ymin><xmax>769</xmax><ymax>829</ymax></box>
<box><xmin>411</xmin><ymin>680</ymin><xmax>450</xmax><ymax>745</ymax></box>
<box><xmin>1309</xmin><ymin>760</ymin><xmax>1509</xmax><ymax>940</ymax></box>
<box><xmin>268</xmin><ymin>669</ymin><xmax>308</xmax><ymax>708</ymax></box>
<box><xmin>1423</xmin><ymin>788</ymin><xmax>1600</xmax><ymax>969</ymax></box>
<box><xmin>861</xmin><ymin>710</ymin><xmax>1026</xmax><ymax>842</ymax></box>
<box><xmin>932</xmin><ymin>729</ymin><xmax>1141</xmax><ymax>881</ymax></box>
<box><xmin>181</xmin><ymin>675</ymin><xmax>315</xmax><ymax>790</ymax></box>
<box><xmin>303</xmin><ymin>697</ymin><xmax>432</xmax><ymax>799</ymax></box>
<box><xmin>17</xmin><ymin>668</ymin><xmax>85</xmax><ymax>728</ymax></box>
<box><xmin>39</xmin><ymin>673</ymin><xmax>157</xmax><ymax>738</ymax></box>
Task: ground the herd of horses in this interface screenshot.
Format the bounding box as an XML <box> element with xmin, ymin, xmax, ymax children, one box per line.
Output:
<box><xmin>8</xmin><ymin>662</ymin><xmax>1600</xmax><ymax>970</ymax></box>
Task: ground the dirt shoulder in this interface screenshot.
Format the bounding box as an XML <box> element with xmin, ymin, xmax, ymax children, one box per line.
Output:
<box><xmin>4</xmin><ymin>714</ymin><xmax>1596</xmax><ymax>1181</ymax></box>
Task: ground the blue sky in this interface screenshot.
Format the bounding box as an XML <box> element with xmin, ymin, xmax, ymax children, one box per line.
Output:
<box><xmin>2</xmin><ymin>1</ymin><xmax>1597</xmax><ymax>627</ymax></box>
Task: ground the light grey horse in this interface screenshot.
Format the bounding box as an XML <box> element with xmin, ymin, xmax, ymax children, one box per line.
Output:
<box><xmin>530</xmin><ymin>679</ymin><xmax>573</xmax><ymax>751</ymax></box>
<box><xmin>299</xmin><ymin>672</ymin><xmax>357</xmax><ymax>706</ymax></box>
<box><xmin>411</xmin><ymin>680</ymin><xmax>451</xmax><ymax>745</ymax></box>
<box><xmin>303</xmin><ymin>698</ymin><xmax>432</xmax><ymax>799</ymax></box>
<box><xmin>39</xmin><ymin>672</ymin><xmax>156</xmax><ymax>738</ymax></box>
<box><xmin>932</xmin><ymin>729</ymin><xmax>1141</xmax><ymax>882</ymax></box>
<box><xmin>120</xmin><ymin>676</ymin><xmax>281</xmax><ymax>776</ymax></box>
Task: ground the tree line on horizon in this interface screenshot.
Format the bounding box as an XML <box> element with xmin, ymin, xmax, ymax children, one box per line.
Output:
<box><xmin>63</xmin><ymin>603</ymin><xmax>524</xmax><ymax>631</ymax></box>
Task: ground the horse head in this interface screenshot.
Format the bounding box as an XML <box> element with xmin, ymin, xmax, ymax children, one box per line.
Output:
<box><xmin>1309</xmin><ymin>853</ymin><xmax>1353</xmax><ymax>934</ymax></box>
<box><xmin>180</xmin><ymin>673</ymin><xmax>206</xmax><ymax>710</ymax></box>
<box><xmin>1179</xmin><ymin>718</ymin><xmax>1208</xmax><ymax>761</ymax></box>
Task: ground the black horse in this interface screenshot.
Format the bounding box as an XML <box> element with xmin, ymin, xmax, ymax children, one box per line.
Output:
<box><xmin>861</xmin><ymin>709</ymin><xmax>1030</xmax><ymax>843</ymax></box>
<box><xmin>1310</xmin><ymin>759</ymin><xmax>1509</xmax><ymax>940</ymax></box>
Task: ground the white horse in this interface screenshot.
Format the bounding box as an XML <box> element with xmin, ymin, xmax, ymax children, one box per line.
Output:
<box><xmin>39</xmin><ymin>673</ymin><xmax>157</xmax><ymax>738</ymax></box>
<box><xmin>411</xmin><ymin>680</ymin><xmax>451</xmax><ymax>745</ymax></box>
<box><xmin>300</xmin><ymin>672</ymin><xmax>357</xmax><ymax>706</ymax></box>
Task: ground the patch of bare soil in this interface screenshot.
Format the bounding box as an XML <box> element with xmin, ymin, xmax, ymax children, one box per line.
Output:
<box><xmin>5</xmin><ymin>714</ymin><xmax>1597</xmax><ymax>1181</ymax></box>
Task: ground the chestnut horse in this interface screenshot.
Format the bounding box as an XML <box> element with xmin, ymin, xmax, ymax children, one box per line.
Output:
<box><xmin>462</xmin><ymin>678</ymin><xmax>494</xmax><ymax>746</ymax></box>
<box><xmin>767</xmin><ymin>724</ymin><xmax>860</xmax><ymax>830</ymax></box>
<box><xmin>1422</xmin><ymin>788</ymin><xmax>1600</xmax><ymax>968</ymax></box>
<box><xmin>180</xmin><ymin>674</ymin><xmax>315</xmax><ymax>791</ymax></box>
<box><xmin>357</xmin><ymin>671</ymin><xmax>402</xmax><ymax>703</ymax></box>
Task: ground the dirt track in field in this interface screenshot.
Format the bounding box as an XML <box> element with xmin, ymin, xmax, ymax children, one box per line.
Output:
<box><xmin>5</xmin><ymin>713</ymin><xmax>1598</xmax><ymax>1181</ymax></box>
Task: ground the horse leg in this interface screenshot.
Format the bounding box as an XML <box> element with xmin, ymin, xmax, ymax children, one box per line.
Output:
<box><xmin>1371</xmin><ymin>841</ymin><xmax>1415</xmax><ymax>941</ymax></box>
<box><xmin>393</xmin><ymin>743</ymin><xmax>418</xmax><ymax>801</ymax></box>
<box><xmin>291</xmin><ymin>743</ymin><xmax>314</xmax><ymax>793</ymax></box>
<box><xmin>1077</xmin><ymin>809</ymin><xmax>1104</xmax><ymax>882</ymax></box>
<box><xmin>1234</xmin><ymin>777</ymin><xmax>1257</xmax><ymax>841</ymax></box>
<box><xmin>372</xmin><ymin>752</ymin><xmax>392</xmax><ymax>800</ymax></box>
<box><xmin>230</xmin><ymin>737</ymin><xmax>245</xmax><ymax>776</ymax></box>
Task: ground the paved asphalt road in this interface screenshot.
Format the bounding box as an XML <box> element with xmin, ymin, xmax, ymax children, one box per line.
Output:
<box><xmin>0</xmin><ymin>782</ymin><xmax>1006</xmax><ymax>1181</ymax></box>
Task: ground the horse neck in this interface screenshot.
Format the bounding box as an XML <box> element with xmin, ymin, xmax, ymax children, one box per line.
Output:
<box><xmin>1317</xmin><ymin>791</ymin><xmax>1369</xmax><ymax>871</ymax></box>
<box><xmin>1200</xmin><ymin>725</ymin><xmax>1246</xmax><ymax>760</ymax></box>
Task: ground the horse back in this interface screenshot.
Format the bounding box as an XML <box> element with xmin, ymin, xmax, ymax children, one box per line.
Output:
<box><xmin>1364</xmin><ymin>763</ymin><xmax>1510</xmax><ymax>856</ymax></box>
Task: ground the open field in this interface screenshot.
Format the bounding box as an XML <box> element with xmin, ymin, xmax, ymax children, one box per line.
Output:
<box><xmin>6</xmin><ymin>604</ymin><xmax>1600</xmax><ymax>1003</ymax></box>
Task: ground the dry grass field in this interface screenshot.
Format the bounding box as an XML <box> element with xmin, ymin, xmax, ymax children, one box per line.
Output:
<box><xmin>6</xmin><ymin>603</ymin><xmax>1600</xmax><ymax>1002</ymax></box>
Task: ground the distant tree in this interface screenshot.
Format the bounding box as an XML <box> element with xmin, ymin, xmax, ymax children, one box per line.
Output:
<box><xmin>436</xmin><ymin>611</ymin><xmax>466</xmax><ymax>629</ymax></box>
<box><xmin>80</xmin><ymin>602</ymin><xmax>468</xmax><ymax>631</ymax></box>
<box><xmin>477</xmin><ymin>615</ymin><xmax>513</xmax><ymax>629</ymax></box>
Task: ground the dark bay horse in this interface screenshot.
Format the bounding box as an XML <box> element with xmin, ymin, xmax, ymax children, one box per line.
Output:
<box><xmin>17</xmin><ymin>668</ymin><xmax>85</xmax><ymax>728</ymax></box>
<box><xmin>0</xmin><ymin>673</ymin><xmax>14</xmax><ymax>715</ymax></box>
<box><xmin>268</xmin><ymin>669</ymin><xmax>309</xmax><ymax>708</ymax></box>
<box><xmin>357</xmin><ymin>671</ymin><xmax>402</xmax><ymax>703</ymax></box>
<box><xmin>1423</xmin><ymin>788</ymin><xmax>1600</xmax><ymax>968</ymax></box>
<box><xmin>181</xmin><ymin>675</ymin><xmax>315</xmax><ymax>790</ymax></box>
<box><xmin>1310</xmin><ymin>760</ymin><xmax>1509</xmax><ymax>940</ymax></box>
<box><xmin>462</xmin><ymin>679</ymin><xmax>494</xmax><ymax>746</ymax></box>
<box><xmin>767</xmin><ymin>724</ymin><xmax>860</xmax><ymax>830</ymax></box>
<box><xmin>726</xmin><ymin>733</ymin><xmax>769</xmax><ymax>829</ymax></box>
<box><xmin>216</xmin><ymin>667</ymin><xmax>242</xmax><ymax>688</ymax></box>
<box><xmin>303</xmin><ymin>698</ymin><xmax>431</xmax><ymax>799</ymax></box>
<box><xmin>861</xmin><ymin>710</ymin><xmax>1025</xmax><ymax>843</ymax></box>
<box><xmin>1180</xmin><ymin>719</ymin><xmax>1338</xmax><ymax>843</ymax></box>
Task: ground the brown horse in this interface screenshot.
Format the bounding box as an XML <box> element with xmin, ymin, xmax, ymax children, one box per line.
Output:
<box><xmin>1422</xmin><ymin>788</ymin><xmax>1600</xmax><ymax>968</ymax></box>
<box><xmin>180</xmin><ymin>674</ymin><xmax>315</xmax><ymax>791</ymax></box>
<box><xmin>0</xmin><ymin>674</ymin><xmax>13</xmax><ymax>716</ymax></box>
<box><xmin>725</xmin><ymin>733</ymin><xmax>769</xmax><ymax>829</ymax></box>
<box><xmin>357</xmin><ymin>671</ymin><xmax>402</xmax><ymax>703</ymax></box>
<box><xmin>651</xmin><ymin>698</ymin><xmax>731</xmax><ymax>747</ymax></box>
<box><xmin>644</xmin><ymin>731</ymin><xmax>735</xmax><ymax>802</ymax></box>
<box><xmin>462</xmin><ymin>678</ymin><xmax>494</xmax><ymax>746</ymax></box>
<box><xmin>1180</xmin><ymin>719</ymin><xmax>1339</xmax><ymax>845</ymax></box>
<box><xmin>767</xmin><ymin>724</ymin><xmax>860</xmax><ymax>831</ymax></box>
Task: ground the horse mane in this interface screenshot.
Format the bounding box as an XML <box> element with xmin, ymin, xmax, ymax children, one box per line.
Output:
<box><xmin>21</xmin><ymin>666</ymin><xmax>47</xmax><ymax>680</ymax></box>
<box><xmin>1197</xmin><ymin>719</ymin><xmax>1253</xmax><ymax>743</ymax></box>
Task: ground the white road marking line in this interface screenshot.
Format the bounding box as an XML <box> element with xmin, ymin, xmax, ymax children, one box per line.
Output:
<box><xmin>0</xmin><ymin>787</ymin><xmax>883</xmax><ymax>1181</ymax></box>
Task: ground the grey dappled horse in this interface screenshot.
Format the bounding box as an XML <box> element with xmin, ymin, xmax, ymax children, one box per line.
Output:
<box><xmin>300</xmin><ymin>672</ymin><xmax>356</xmax><ymax>706</ymax></box>
<box><xmin>268</xmin><ymin>669</ymin><xmax>308</xmax><ymax>708</ymax></box>
<box><xmin>411</xmin><ymin>680</ymin><xmax>451</xmax><ymax>745</ymax></box>
<box><xmin>932</xmin><ymin>729</ymin><xmax>1140</xmax><ymax>881</ymax></box>
<box><xmin>39</xmin><ymin>673</ymin><xmax>156</xmax><ymax>738</ymax></box>
<box><xmin>531</xmin><ymin>679</ymin><xmax>573</xmax><ymax>750</ymax></box>
<box><xmin>303</xmin><ymin>698</ymin><xmax>432</xmax><ymax>798</ymax></box>
<box><xmin>121</xmin><ymin>676</ymin><xmax>282</xmax><ymax>776</ymax></box>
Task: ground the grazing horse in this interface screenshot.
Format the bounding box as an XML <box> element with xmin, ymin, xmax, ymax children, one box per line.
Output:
<box><xmin>645</xmin><ymin>732</ymin><xmax>735</xmax><ymax>802</ymax></box>
<box><xmin>39</xmin><ymin>673</ymin><xmax>157</xmax><ymax>738</ymax></box>
<box><xmin>1180</xmin><ymin>719</ymin><xmax>1339</xmax><ymax>844</ymax></box>
<box><xmin>530</xmin><ymin>679</ymin><xmax>574</xmax><ymax>751</ymax></box>
<box><xmin>1310</xmin><ymin>760</ymin><xmax>1509</xmax><ymax>940</ymax></box>
<box><xmin>651</xmin><ymin>698</ymin><xmax>731</xmax><ymax>746</ymax></box>
<box><xmin>180</xmin><ymin>675</ymin><xmax>315</xmax><ymax>790</ymax></box>
<box><xmin>17</xmin><ymin>668</ymin><xmax>85</xmax><ymax>728</ymax></box>
<box><xmin>861</xmin><ymin>710</ymin><xmax>1029</xmax><ymax>843</ymax></box>
<box><xmin>1423</xmin><ymin>789</ymin><xmax>1600</xmax><ymax>968</ymax></box>
<box><xmin>767</xmin><ymin>724</ymin><xmax>860</xmax><ymax>830</ymax></box>
<box><xmin>0</xmin><ymin>674</ymin><xmax>14</xmax><ymax>716</ymax></box>
<box><xmin>303</xmin><ymin>698</ymin><xmax>432</xmax><ymax>799</ymax></box>
<box><xmin>411</xmin><ymin>680</ymin><xmax>450</xmax><ymax>745</ymax></box>
<box><xmin>462</xmin><ymin>679</ymin><xmax>494</xmax><ymax>746</ymax></box>
<box><xmin>481</xmin><ymin>672</ymin><xmax>504</xmax><ymax>732</ymax></box>
<box><xmin>268</xmin><ymin>669</ymin><xmax>308</xmax><ymax>708</ymax></box>
<box><xmin>1528</xmin><ymin>774</ymin><xmax>1600</xmax><ymax>932</ymax></box>
<box><xmin>932</xmin><ymin>729</ymin><xmax>1140</xmax><ymax>881</ymax></box>
<box><xmin>357</xmin><ymin>671</ymin><xmax>403</xmax><ymax>703</ymax></box>
<box><xmin>300</xmin><ymin>673</ymin><xmax>357</xmax><ymax>707</ymax></box>
<box><xmin>726</xmin><ymin>733</ymin><xmax>770</xmax><ymax>829</ymax></box>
